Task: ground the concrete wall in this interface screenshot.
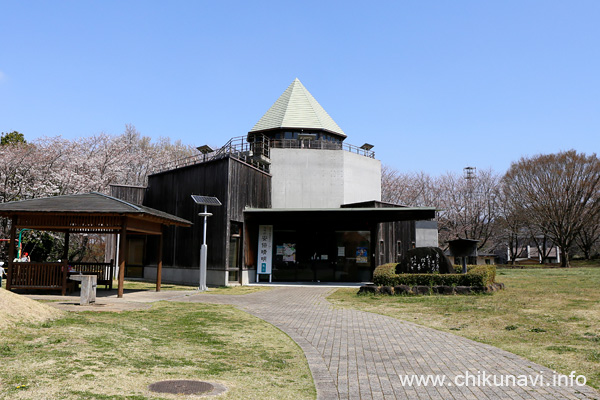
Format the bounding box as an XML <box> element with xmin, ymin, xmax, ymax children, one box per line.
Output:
<box><xmin>270</xmin><ymin>148</ymin><xmax>381</xmax><ymax>208</ymax></box>
<box><xmin>342</xmin><ymin>151</ymin><xmax>381</xmax><ymax>204</ymax></box>
<box><xmin>145</xmin><ymin>266</ymin><xmax>228</xmax><ymax>287</ymax></box>
<box><xmin>242</xmin><ymin>269</ymin><xmax>256</xmax><ymax>285</ymax></box>
<box><xmin>415</xmin><ymin>220</ymin><xmax>439</xmax><ymax>247</ymax></box>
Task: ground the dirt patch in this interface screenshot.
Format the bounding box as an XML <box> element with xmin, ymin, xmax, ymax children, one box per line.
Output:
<box><xmin>0</xmin><ymin>288</ymin><xmax>65</xmax><ymax>329</ymax></box>
<box><xmin>47</xmin><ymin>301</ymin><xmax>152</xmax><ymax>312</ymax></box>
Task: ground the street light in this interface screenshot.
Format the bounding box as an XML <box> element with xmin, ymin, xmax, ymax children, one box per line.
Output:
<box><xmin>191</xmin><ymin>195</ymin><xmax>222</xmax><ymax>290</ymax></box>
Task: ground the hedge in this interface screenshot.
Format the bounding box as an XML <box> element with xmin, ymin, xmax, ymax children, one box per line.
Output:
<box><xmin>372</xmin><ymin>263</ymin><xmax>398</xmax><ymax>286</ymax></box>
<box><xmin>373</xmin><ymin>263</ymin><xmax>496</xmax><ymax>287</ymax></box>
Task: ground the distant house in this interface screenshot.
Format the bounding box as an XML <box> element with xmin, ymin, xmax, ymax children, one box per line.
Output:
<box><xmin>506</xmin><ymin>241</ymin><xmax>561</xmax><ymax>264</ymax></box>
<box><xmin>111</xmin><ymin>79</ymin><xmax>438</xmax><ymax>286</ymax></box>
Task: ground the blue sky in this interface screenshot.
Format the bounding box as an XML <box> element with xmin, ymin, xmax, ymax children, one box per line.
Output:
<box><xmin>1</xmin><ymin>1</ymin><xmax>598</xmax><ymax>175</ymax></box>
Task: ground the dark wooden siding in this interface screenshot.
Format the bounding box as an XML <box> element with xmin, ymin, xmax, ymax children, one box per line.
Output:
<box><xmin>109</xmin><ymin>185</ymin><xmax>146</xmax><ymax>205</ymax></box>
<box><xmin>376</xmin><ymin>221</ymin><xmax>415</xmax><ymax>265</ymax></box>
<box><xmin>144</xmin><ymin>157</ymin><xmax>271</xmax><ymax>272</ymax></box>
<box><xmin>227</xmin><ymin>159</ymin><xmax>271</xmax><ymax>272</ymax></box>
<box><xmin>227</xmin><ymin>159</ymin><xmax>271</xmax><ymax>221</ymax></box>
<box><xmin>145</xmin><ymin>159</ymin><xmax>230</xmax><ymax>271</ymax></box>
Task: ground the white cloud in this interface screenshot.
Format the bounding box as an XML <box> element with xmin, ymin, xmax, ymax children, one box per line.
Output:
<box><xmin>0</xmin><ymin>70</ymin><xmax>5</xmax><ymax>82</ymax></box>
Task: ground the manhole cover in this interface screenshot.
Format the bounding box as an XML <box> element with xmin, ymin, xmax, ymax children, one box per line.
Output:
<box><xmin>148</xmin><ymin>380</ymin><xmax>214</xmax><ymax>395</ymax></box>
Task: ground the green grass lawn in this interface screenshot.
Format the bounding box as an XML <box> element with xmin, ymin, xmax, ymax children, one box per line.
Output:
<box><xmin>120</xmin><ymin>280</ymin><xmax>198</xmax><ymax>291</ymax></box>
<box><xmin>119</xmin><ymin>280</ymin><xmax>271</xmax><ymax>295</ymax></box>
<box><xmin>328</xmin><ymin>265</ymin><xmax>600</xmax><ymax>390</ymax></box>
<box><xmin>0</xmin><ymin>302</ymin><xmax>315</xmax><ymax>400</ymax></box>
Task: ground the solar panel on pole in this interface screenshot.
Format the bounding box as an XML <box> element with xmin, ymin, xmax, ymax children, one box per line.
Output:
<box><xmin>191</xmin><ymin>195</ymin><xmax>222</xmax><ymax>206</ymax></box>
<box><xmin>191</xmin><ymin>195</ymin><xmax>221</xmax><ymax>291</ymax></box>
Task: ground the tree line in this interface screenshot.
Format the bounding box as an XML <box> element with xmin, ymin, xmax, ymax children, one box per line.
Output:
<box><xmin>0</xmin><ymin>125</ymin><xmax>195</xmax><ymax>202</ymax></box>
<box><xmin>382</xmin><ymin>150</ymin><xmax>600</xmax><ymax>267</ymax></box>
<box><xmin>1</xmin><ymin>127</ymin><xmax>598</xmax><ymax>267</ymax></box>
<box><xmin>0</xmin><ymin>126</ymin><xmax>195</xmax><ymax>262</ymax></box>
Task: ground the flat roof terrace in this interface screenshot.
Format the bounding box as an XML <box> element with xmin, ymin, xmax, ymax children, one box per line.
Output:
<box><xmin>151</xmin><ymin>135</ymin><xmax>375</xmax><ymax>175</ymax></box>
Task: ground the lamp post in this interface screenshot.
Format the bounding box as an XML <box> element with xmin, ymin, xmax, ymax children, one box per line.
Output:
<box><xmin>191</xmin><ymin>195</ymin><xmax>222</xmax><ymax>291</ymax></box>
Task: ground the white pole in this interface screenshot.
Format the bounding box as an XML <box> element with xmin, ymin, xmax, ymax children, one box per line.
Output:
<box><xmin>199</xmin><ymin>205</ymin><xmax>208</xmax><ymax>291</ymax></box>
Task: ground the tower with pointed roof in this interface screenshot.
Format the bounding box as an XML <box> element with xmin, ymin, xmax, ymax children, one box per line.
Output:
<box><xmin>249</xmin><ymin>78</ymin><xmax>347</xmax><ymax>141</ymax></box>
<box><xmin>251</xmin><ymin>78</ymin><xmax>381</xmax><ymax>208</ymax></box>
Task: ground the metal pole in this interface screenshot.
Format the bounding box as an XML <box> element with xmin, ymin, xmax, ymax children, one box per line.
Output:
<box><xmin>199</xmin><ymin>205</ymin><xmax>208</xmax><ymax>291</ymax></box>
<box><xmin>17</xmin><ymin>228</ymin><xmax>32</xmax><ymax>259</ymax></box>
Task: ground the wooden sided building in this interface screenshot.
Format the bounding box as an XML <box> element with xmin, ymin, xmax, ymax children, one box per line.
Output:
<box><xmin>114</xmin><ymin>79</ymin><xmax>438</xmax><ymax>286</ymax></box>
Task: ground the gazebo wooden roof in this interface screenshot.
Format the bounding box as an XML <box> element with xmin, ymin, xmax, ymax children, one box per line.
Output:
<box><xmin>0</xmin><ymin>192</ymin><xmax>192</xmax><ymax>297</ymax></box>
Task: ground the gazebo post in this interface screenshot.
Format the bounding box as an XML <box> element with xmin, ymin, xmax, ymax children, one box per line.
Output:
<box><xmin>61</xmin><ymin>232</ymin><xmax>70</xmax><ymax>296</ymax></box>
<box><xmin>6</xmin><ymin>216</ymin><xmax>16</xmax><ymax>291</ymax></box>
<box><xmin>156</xmin><ymin>233</ymin><xmax>163</xmax><ymax>292</ymax></box>
<box><xmin>63</xmin><ymin>231</ymin><xmax>70</xmax><ymax>259</ymax></box>
<box><xmin>117</xmin><ymin>221</ymin><xmax>128</xmax><ymax>298</ymax></box>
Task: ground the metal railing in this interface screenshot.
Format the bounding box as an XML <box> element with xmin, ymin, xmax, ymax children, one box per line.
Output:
<box><xmin>151</xmin><ymin>134</ymin><xmax>271</xmax><ymax>174</ymax></box>
<box><xmin>151</xmin><ymin>134</ymin><xmax>375</xmax><ymax>175</ymax></box>
<box><xmin>269</xmin><ymin>139</ymin><xmax>375</xmax><ymax>158</ymax></box>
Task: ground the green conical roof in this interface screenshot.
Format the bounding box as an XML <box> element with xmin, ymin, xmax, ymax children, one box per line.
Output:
<box><xmin>250</xmin><ymin>78</ymin><xmax>346</xmax><ymax>138</ymax></box>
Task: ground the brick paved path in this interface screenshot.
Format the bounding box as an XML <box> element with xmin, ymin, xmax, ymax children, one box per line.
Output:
<box><xmin>181</xmin><ymin>287</ymin><xmax>599</xmax><ymax>400</ymax></box>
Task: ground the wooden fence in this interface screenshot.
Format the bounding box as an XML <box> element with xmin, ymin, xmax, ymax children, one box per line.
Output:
<box><xmin>69</xmin><ymin>261</ymin><xmax>114</xmax><ymax>289</ymax></box>
<box><xmin>8</xmin><ymin>262</ymin><xmax>68</xmax><ymax>294</ymax></box>
<box><xmin>7</xmin><ymin>260</ymin><xmax>115</xmax><ymax>294</ymax></box>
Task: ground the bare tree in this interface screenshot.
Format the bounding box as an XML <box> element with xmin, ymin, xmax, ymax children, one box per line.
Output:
<box><xmin>435</xmin><ymin>169</ymin><xmax>501</xmax><ymax>250</ymax></box>
<box><xmin>503</xmin><ymin>150</ymin><xmax>600</xmax><ymax>267</ymax></box>
<box><xmin>381</xmin><ymin>166</ymin><xmax>437</xmax><ymax>207</ymax></box>
<box><xmin>575</xmin><ymin>207</ymin><xmax>600</xmax><ymax>260</ymax></box>
<box><xmin>495</xmin><ymin>184</ymin><xmax>526</xmax><ymax>264</ymax></box>
<box><xmin>381</xmin><ymin>165</ymin><xmax>501</xmax><ymax>252</ymax></box>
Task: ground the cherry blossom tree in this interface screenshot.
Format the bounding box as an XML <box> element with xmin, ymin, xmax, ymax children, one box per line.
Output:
<box><xmin>0</xmin><ymin>126</ymin><xmax>195</xmax><ymax>261</ymax></box>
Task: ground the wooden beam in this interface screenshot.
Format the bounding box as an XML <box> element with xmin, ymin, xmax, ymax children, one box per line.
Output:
<box><xmin>117</xmin><ymin>219</ymin><xmax>128</xmax><ymax>298</ymax></box>
<box><xmin>127</xmin><ymin>217</ymin><xmax>163</xmax><ymax>235</ymax></box>
<box><xmin>6</xmin><ymin>216</ymin><xmax>16</xmax><ymax>291</ymax></box>
<box><xmin>13</xmin><ymin>226</ymin><xmax>122</xmax><ymax>232</ymax></box>
<box><xmin>61</xmin><ymin>232</ymin><xmax>70</xmax><ymax>296</ymax></box>
<box><xmin>63</xmin><ymin>232</ymin><xmax>70</xmax><ymax>262</ymax></box>
<box><xmin>156</xmin><ymin>233</ymin><xmax>163</xmax><ymax>292</ymax></box>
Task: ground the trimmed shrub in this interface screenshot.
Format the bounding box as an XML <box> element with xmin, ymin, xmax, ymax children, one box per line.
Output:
<box><xmin>373</xmin><ymin>264</ymin><xmax>496</xmax><ymax>287</ymax></box>
<box><xmin>373</xmin><ymin>263</ymin><xmax>398</xmax><ymax>286</ymax></box>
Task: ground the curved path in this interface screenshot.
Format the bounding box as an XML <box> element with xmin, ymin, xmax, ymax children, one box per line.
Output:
<box><xmin>34</xmin><ymin>287</ymin><xmax>599</xmax><ymax>399</ymax></box>
<box><xmin>180</xmin><ymin>287</ymin><xmax>599</xmax><ymax>400</ymax></box>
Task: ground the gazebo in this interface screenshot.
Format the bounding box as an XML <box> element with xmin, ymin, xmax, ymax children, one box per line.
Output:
<box><xmin>0</xmin><ymin>192</ymin><xmax>192</xmax><ymax>297</ymax></box>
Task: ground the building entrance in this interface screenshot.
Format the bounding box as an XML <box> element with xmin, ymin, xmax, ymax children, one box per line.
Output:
<box><xmin>270</xmin><ymin>229</ymin><xmax>371</xmax><ymax>282</ymax></box>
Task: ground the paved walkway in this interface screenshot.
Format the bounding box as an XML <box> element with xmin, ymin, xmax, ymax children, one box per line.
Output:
<box><xmin>180</xmin><ymin>287</ymin><xmax>599</xmax><ymax>400</ymax></box>
<box><xmin>31</xmin><ymin>287</ymin><xmax>599</xmax><ymax>399</ymax></box>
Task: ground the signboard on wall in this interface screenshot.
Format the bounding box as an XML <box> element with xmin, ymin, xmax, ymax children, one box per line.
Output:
<box><xmin>282</xmin><ymin>243</ymin><xmax>296</xmax><ymax>262</ymax></box>
<box><xmin>356</xmin><ymin>247</ymin><xmax>368</xmax><ymax>264</ymax></box>
<box><xmin>258</xmin><ymin>225</ymin><xmax>273</xmax><ymax>275</ymax></box>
